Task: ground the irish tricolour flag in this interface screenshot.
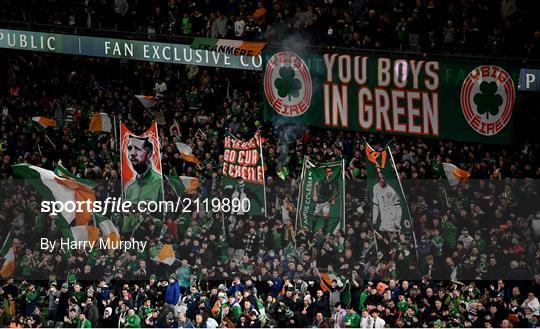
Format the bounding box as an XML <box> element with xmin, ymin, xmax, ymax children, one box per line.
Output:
<box><xmin>135</xmin><ymin>95</ymin><xmax>159</xmax><ymax>108</ymax></box>
<box><xmin>54</xmin><ymin>162</ymin><xmax>100</xmax><ymax>189</ymax></box>
<box><xmin>12</xmin><ymin>164</ymin><xmax>96</xmax><ymax>225</ymax></box>
<box><xmin>63</xmin><ymin>225</ymin><xmax>101</xmax><ymax>242</ymax></box>
<box><xmin>31</xmin><ymin>116</ymin><xmax>56</xmax><ymax>130</ymax></box>
<box><xmin>89</xmin><ymin>113</ymin><xmax>112</xmax><ymax>133</ymax></box>
<box><xmin>0</xmin><ymin>232</ymin><xmax>14</xmax><ymax>278</ymax></box>
<box><xmin>155</xmin><ymin>244</ymin><xmax>176</xmax><ymax>265</ymax></box>
<box><xmin>167</xmin><ymin>176</ymin><xmax>199</xmax><ymax>195</ymax></box>
<box><xmin>95</xmin><ymin>213</ymin><xmax>120</xmax><ymax>243</ymax></box>
<box><xmin>442</xmin><ymin>163</ymin><xmax>471</xmax><ymax>186</ymax></box>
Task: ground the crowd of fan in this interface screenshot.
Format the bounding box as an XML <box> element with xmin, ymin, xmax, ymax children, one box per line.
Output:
<box><xmin>0</xmin><ymin>45</ymin><xmax>538</xmax><ymax>327</ymax></box>
<box><xmin>1</xmin><ymin>0</ymin><xmax>540</xmax><ymax>56</ymax></box>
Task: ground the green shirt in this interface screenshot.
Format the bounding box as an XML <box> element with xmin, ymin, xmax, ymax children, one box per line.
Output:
<box><xmin>230</xmin><ymin>304</ymin><xmax>242</xmax><ymax>323</ymax></box>
<box><xmin>359</xmin><ymin>291</ymin><xmax>368</xmax><ymax>310</ymax></box>
<box><xmin>340</xmin><ymin>279</ymin><xmax>351</xmax><ymax>306</ymax></box>
<box><xmin>25</xmin><ymin>289</ymin><xmax>38</xmax><ymax>303</ymax></box>
<box><xmin>177</xmin><ymin>266</ymin><xmax>191</xmax><ymax>287</ymax></box>
<box><xmin>79</xmin><ymin>318</ymin><xmax>91</xmax><ymax>328</ymax></box>
<box><xmin>125</xmin><ymin>314</ymin><xmax>141</xmax><ymax>328</ymax></box>
<box><xmin>343</xmin><ymin>312</ymin><xmax>360</xmax><ymax>328</ymax></box>
<box><xmin>125</xmin><ymin>168</ymin><xmax>163</xmax><ymax>204</ymax></box>
<box><xmin>397</xmin><ymin>300</ymin><xmax>408</xmax><ymax>313</ymax></box>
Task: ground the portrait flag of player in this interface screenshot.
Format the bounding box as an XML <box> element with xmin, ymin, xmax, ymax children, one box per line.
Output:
<box><xmin>120</xmin><ymin>122</ymin><xmax>164</xmax><ymax>204</ymax></box>
<box><xmin>365</xmin><ymin>142</ymin><xmax>413</xmax><ymax>234</ymax></box>
<box><xmin>296</xmin><ymin>158</ymin><xmax>345</xmax><ymax>234</ymax></box>
<box><xmin>221</xmin><ymin>131</ymin><xmax>266</xmax><ymax>217</ymax></box>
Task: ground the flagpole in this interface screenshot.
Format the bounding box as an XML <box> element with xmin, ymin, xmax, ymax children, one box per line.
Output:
<box><xmin>155</xmin><ymin>122</ymin><xmax>166</xmax><ymax>221</ymax></box>
<box><xmin>341</xmin><ymin>159</ymin><xmax>346</xmax><ymax>232</ymax></box>
<box><xmin>373</xmin><ymin>229</ymin><xmax>379</xmax><ymax>253</ymax></box>
<box><xmin>387</xmin><ymin>145</ymin><xmax>419</xmax><ymax>260</ymax></box>
<box><xmin>294</xmin><ymin>156</ymin><xmax>307</xmax><ymax>250</ymax></box>
<box><xmin>44</xmin><ymin>133</ymin><xmax>56</xmax><ymax>148</ymax></box>
<box><xmin>257</xmin><ymin>129</ymin><xmax>267</xmax><ymax>217</ymax></box>
<box><xmin>119</xmin><ymin>120</ymin><xmax>124</xmax><ymax>200</ymax></box>
<box><xmin>112</xmin><ymin>113</ymin><xmax>118</xmax><ymax>152</ymax></box>
<box><xmin>443</xmin><ymin>187</ymin><xmax>450</xmax><ymax>208</ymax></box>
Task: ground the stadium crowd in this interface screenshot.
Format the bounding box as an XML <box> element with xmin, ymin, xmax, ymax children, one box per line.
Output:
<box><xmin>0</xmin><ymin>48</ymin><xmax>538</xmax><ymax>327</ymax></box>
<box><xmin>0</xmin><ymin>0</ymin><xmax>539</xmax><ymax>328</ymax></box>
<box><xmin>1</xmin><ymin>0</ymin><xmax>540</xmax><ymax>56</ymax></box>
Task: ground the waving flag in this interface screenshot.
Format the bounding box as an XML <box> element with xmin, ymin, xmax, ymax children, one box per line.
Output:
<box><xmin>135</xmin><ymin>95</ymin><xmax>159</xmax><ymax>108</ymax></box>
<box><xmin>442</xmin><ymin>163</ymin><xmax>471</xmax><ymax>186</ymax></box>
<box><xmin>63</xmin><ymin>225</ymin><xmax>100</xmax><ymax>243</ymax></box>
<box><xmin>167</xmin><ymin>176</ymin><xmax>199</xmax><ymax>195</ymax></box>
<box><xmin>95</xmin><ymin>214</ymin><xmax>120</xmax><ymax>243</ymax></box>
<box><xmin>89</xmin><ymin>113</ymin><xmax>112</xmax><ymax>133</ymax></box>
<box><xmin>54</xmin><ymin>163</ymin><xmax>100</xmax><ymax>189</ymax></box>
<box><xmin>176</xmin><ymin>142</ymin><xmax>201</xmax><ymax>164</ymax></box>
<box><xmin>0</xmin><ymin>232</ymin><xmax>14</xmax><ymax>278</ymax></box>
<box><xmin>31</xmin><ymin>116</ymin><xmax>56</xmax><ymax>130</ymax></box>
<box><xmin>155</xmin><ymin>244</ymin><xmax>176</xmax><ymax>265</ymax></box>
<box><xmin>12</xmin><ymin>164</ymin><xmax>96</xmax><ymax>225</ymax></box>
<box><xmin>319</xmin><ymin>272</ymin><xmax>342</xmax><ymax>292</ymax></box>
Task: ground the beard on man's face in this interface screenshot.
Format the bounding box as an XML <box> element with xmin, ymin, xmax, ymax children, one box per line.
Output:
<box><xmin>131</xmin><ymin>161</ymin><xmax>149</xmax><ymax>174</ymax></box>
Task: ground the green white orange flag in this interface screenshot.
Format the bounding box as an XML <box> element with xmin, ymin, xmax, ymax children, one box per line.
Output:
<box><xmin>154</xmin><ymin>244</ymin><xmax>176</xmax><ymax>265</ymax></box>
<box><xmin>167</xmin><ymin>176</ymin><xmax>199</xmax><ymax>195</ymax></box>
<box><xmin>135</xmin><ymin>95</ymin><xmax>159</xmax><ymax>108</ymax></box>
<box><xmin>442</xmin><ymin>163</ymin><xmax>471</xmax><ymax>186</ymax></box>
<box><xmin>0</xmin><ymin>232</ymin><xmax>14</xmax><ymax>278</ymax></box>
<box><xmin>190</xmin><ymin>38</ymin><xmax>266</xmax><ymax>56</ymax></box>
<box><xmin>89</xmin><ymin>113</ymin><xmax>112</xmax><ymax>133</ymax></box>
<box><xmin>31</xmin><ymin>116</ymin><xmax>56</xmax><ymax>130</ymax></box>
<box><xmin>12</xmin><ymin>164</ymin><xmax>96</xmax><ymax>225</ymax></box>
<box><xmin>176</xmin><ymin>142</ymin><xmax>201</xmax><ymax>164</ymax></box>
<box><xmin>319</xmin><ymin>272</ymin><xmax>342</xmax><ymax>293</ymax></box>
<box><xmin>95</xmin><ymin>213</ymin><xmax>120</xmax><ymax>244</ymax></box>
<box><xmin>54</xmin><ymin>162</ymin><xmax>100</xmax><ymax>189</ymax></box>
<box><xmin>63</xmin><ymin>225</ymin><xmax>100</xmax><ymax>243</ymax></box>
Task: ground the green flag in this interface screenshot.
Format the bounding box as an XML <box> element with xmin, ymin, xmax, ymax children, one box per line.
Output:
<box><xmin>296</xmin><ymin>158</ymin><xmax>345</xmax><ymax>234</ymax></box>
<box><xmin>54</xmin><ymin>163</ymin><xmax>101</xmax><ymax>189</ymax></box>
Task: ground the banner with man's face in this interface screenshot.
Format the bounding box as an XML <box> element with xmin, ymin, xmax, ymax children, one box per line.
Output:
<box><xmin>365</xmin><ymin>143</ymin><xmax>412</xmax><ymax>234</ymax></box>
<box><xmin>120</xmin><ymin>122</ymin><xmax>163</xmax><ymax>203</ymax></box>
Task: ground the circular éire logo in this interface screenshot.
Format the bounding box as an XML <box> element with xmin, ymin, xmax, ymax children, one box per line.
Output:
<box><xmin>460</xmin><ymin>65</ymin><xmax>515</xmax><ymax>136</ymax></box>
<box><xmin>264</xmin><ymin>52</ymin><xmax>312</xmax><ymax>117</ymax></box>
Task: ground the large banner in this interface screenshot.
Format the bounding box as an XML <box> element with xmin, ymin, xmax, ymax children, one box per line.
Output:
<box><xmin>365</xmin><ymin>143</ymin><xmax>412</xmax><ymax>234</ymax></box>
<box><xmin>296</xmin><ymin>158</ymin><xmax>345</xmax><ymax>234</ymax></box>
<box><xmin>221</xmin><ymin>131</ymin><xmax>266</xmax><ymax>216</ymax></box>
<box><xmin>120</xmin><ymin>122</ymin><xmax>164</xmax><ymax>203</ymax></box>
<box><xmin>0</xmin><ymin>28</ymin><xmax>262</xmax><ymax>70</ymax></box>
<box><xmin>263</xmin><ymin>51</ymin><xmax>519</xmax><ymax>144</ymax></box>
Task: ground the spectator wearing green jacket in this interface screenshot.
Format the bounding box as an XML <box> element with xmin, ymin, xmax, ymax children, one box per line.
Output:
<box><xmin>24</xmin><ymin>283</ymin><xmax>39</xmax><ymax>316</ymax></box>
<box><xmin>77</xmin><ymin>313</ymin><xmax>92</xmax><ymax>328</ymax></box>
<box><xmin>343</xmin><ymin>305</ymin><xmax>360</xmax><ymax>328</ymax></box>
<box><xmin>124</xmin><ymin>308</ymin><xmax>141</xmax><ymax>328</ymax></box>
